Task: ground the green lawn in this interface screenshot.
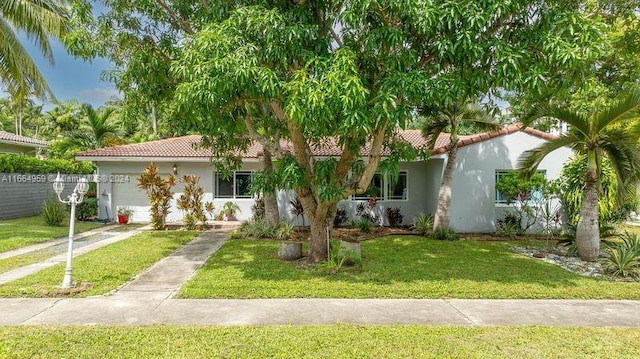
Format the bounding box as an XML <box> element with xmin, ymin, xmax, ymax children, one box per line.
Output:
<box><xmin>178</xmin><ymin>236</ymin><xmax>640</xmax><ymax>299</ymax></box>
<box><xmin>0</xmin><ymin>231</ymin><xmax>197</xmax><ymax>297</ymax></box>
<box><xmin>0</xmin><ymin>216</ymin><xmax>105</xmax><ymax>253</ymax></box>
<box><xmin>0</xmin><ymin>325</ymin><xmax>638</xmax><ymax>358</ymax></box>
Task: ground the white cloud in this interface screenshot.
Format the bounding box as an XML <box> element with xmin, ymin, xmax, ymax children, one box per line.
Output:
<box><xmin>77</xmin><ymin>87</ymin><xmax>121</xmax><ymax>105</ymax></box>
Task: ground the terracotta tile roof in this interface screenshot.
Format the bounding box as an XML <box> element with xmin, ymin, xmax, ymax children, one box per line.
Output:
<box><xmin>76</xmin><ymin>124</ymin><xmax>556</xmax><ymax>160</ymax></box>
<box><xmin>0</xmin><ymin>131</ymin><xmax>49</xmax><ymax>147</ymax></box>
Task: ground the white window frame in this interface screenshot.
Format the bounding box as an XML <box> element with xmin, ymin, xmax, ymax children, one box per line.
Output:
<box><xmin>352</xmin><ymin>171</ymin><xmax>408</xmax><ymax>201</ymax></box>
<box><xmin>215</xmin><ymin>171</ymin><xmax>254</xmax><ymax>199</ymax></box>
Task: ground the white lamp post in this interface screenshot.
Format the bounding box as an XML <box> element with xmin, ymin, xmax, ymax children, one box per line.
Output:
<box><xmin>53</xmin><ymin>173</ymin><xmax>89</xmax><ymax>288</ymax></box>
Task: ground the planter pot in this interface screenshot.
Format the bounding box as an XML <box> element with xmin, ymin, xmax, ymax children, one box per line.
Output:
<box><xmin>336</xmin><ymin>240</ymin><xmax>361</xmax><ymax>265</ymax></box>
<box><xmin>117</xmin><ymin>214</ymin><xmax>129</xmax><ymax>224</ymax></box>
<box><xmin>224</xmin><ymin>214</ymin><xmax>237</xmax><ymax>221</ymax></box>
<box><xmin>278</xmin><ymin>242</ymin><xmax>303</xmax><ymax>260</ymax></box>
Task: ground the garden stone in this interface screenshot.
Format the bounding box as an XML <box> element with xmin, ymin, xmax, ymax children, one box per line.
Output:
<box><xmin>278</xmin><ymin>242</ymin><xmax>303</xmax><ymax>260</ymax></box>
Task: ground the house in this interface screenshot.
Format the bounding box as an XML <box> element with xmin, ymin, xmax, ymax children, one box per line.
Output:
<box><xmin>75</xmin><ymin>124</ymin><xmax>572</xmax><ymax>232</ymax></box>
<box><xmin>0</xmin><ymin>131</ymin><xmax>49</xmax><ymax>155</ymax></box>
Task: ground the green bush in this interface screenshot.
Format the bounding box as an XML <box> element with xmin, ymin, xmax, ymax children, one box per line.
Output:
<box><xmin>554</xmin><ymin>155</ymin><xmax>638</xmax><ymax>225</ymax></box>
<box><xmin>432</xmin><ymin>227</ymin><xmax>459</xmax><ymax>241</ymax></box>
<box><xmin>42</xmin><ymin>196</ymin><xmax>65</xmax><ymax>226</ymax></box>
<box><xmin>0</xmin><ymin>154</ymin><xmax>93</xmax><ymax>174</ymax></box>
<box><xmin>412</xmin><ymin>213</ymin><xmax>433</xmax><ymax>236</ymax></box>
<box><xmin>602</xmin><ymin>231</ymin><xmax>640</xmax><ymax>278</ymax></box>
<box><xmin>75</xmin><ymin>198</ymin><xmax>98</xmax><ymax>221</ymax></box>
<box><xmin>351</xmin><ymin>218</ymin><xmax>373</xmax><ymax>233</ymax></box>
<box><xmin>275</xmin><ymin>222</ymin><xmax>295</xmax><ymax>240</ymax></box>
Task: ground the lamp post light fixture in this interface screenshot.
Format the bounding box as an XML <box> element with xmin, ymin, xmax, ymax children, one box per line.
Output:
<box><xmin>53</xmin><ymin>173</ymin><xmax>89</xmax><ymax>288</ymax></box>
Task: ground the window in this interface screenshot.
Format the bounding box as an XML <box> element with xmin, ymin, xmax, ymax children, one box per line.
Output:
<box><xmin>387</xmin><ymin>172</ymin><xmax>408</xmax><ymax>200</ymax></box>
<box><xmin>235</xmin><ymin>171</ymin><xmax>252</xmax><ymax>198</ymax></box>
<box><xmin>495</xmin><ymin>170</ymin><xmax>546</xmax><ymax>204</ymax></box>
<box><xmin>215</xmin><ymin>171</ymin><xmax>253</xmax><ymax>199</ymax></box>
<box><xmin>353</xmin><ymin>171</ymin><xmax>408</xmax><ymax>201</ymax></box>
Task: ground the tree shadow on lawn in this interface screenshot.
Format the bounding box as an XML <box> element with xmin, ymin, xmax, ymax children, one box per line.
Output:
<box><xmin>210</xmin><ymin>236</ymin><xmax>594</xmax><ymax>289</ymax></box>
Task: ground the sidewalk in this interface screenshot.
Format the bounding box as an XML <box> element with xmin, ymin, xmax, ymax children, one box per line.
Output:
<box><xmin>2</xmin><ymin>298</ymin><xmax>640</xmax><ymax>326</ymax></box>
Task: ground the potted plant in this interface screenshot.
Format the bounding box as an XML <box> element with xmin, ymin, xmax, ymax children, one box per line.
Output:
<box><xmin>117</xmin><ymin>207</ymin><xmax>133</xmax><ymax>224</ymax></box>
<box><xmin>204</xmin><ymin>202</ymin><xmax>215</xmax><ymax>221</ymax></box>
<box><xmin>222</xmin><ymin>201</ymin><xmax>241</xmax><ymax>221</ymax></box>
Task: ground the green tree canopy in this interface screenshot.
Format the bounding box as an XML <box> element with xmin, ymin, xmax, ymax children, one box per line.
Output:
<box><xmin>68</xmin><ymin>0</ymin><xmax>626</xmax><ymax>261</ymax></box>
<box><xmin>1</xmin><ymin>0</ymin><xmax>69</xmax><ymax>100</ymax></box>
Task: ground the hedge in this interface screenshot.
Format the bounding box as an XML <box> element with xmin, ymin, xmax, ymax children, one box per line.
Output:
<box><xmin>0</xmin><ymin>154</ymin><xmax>94</xmax><ymax>174</ymax></box>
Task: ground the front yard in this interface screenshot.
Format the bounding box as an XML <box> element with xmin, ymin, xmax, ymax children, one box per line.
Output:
<box><xmin>0</xmin><ymin>216</ymin><xmax>105</xmax><ymax>253</ymax></box>
<box><xmin>1</xmin><ymin>325</ymin><xmax>639</xmax><ymax>358</ymax></box>
<box><xmin>0</xmin><ymin>231</ymin><xmax>197</xmax><ymax>297</ymax></box>
<box><xmin>178</xmin><ymin>236</ymin><xmax>640</xmax><ymax>299</ymax></box>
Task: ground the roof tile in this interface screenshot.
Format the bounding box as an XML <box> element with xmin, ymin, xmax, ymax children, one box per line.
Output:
<box><xmin>76</xmin><ymin>124</ymin><xmax>557</xmax><ymax>159</ymax></box>
<box><xmin>0</xmin><ymin>131</ymin><xmax>49</xmax><ymax>147</ymax></box>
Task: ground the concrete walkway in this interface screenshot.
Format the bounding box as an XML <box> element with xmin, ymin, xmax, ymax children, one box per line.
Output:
<box><xmin>1</xmin><ymin>298</ymin><xmax>640</xmax><ymax>327</ymax></box>
<box><xmin>0</xmin><ymin>226</ymin><xmax>146</xmax><ymax>285</ymax></box>
<box><xmin>111</xmin><ymin>230</ymin><xmax>227</xmax><ymax>300</ymax></box>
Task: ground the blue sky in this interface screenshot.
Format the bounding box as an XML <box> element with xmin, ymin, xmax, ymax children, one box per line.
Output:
<box><xmin>23</xmin><ymin>38</ymin><xmax>119</xmax><ymax>109</ymax></box>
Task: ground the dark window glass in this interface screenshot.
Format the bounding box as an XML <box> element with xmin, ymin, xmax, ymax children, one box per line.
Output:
<box><xmin>215</xmin><ymin>173</ymin><xmax>233</xmax><ymax>198</ymax></box>
<box><xmin>235</xmin><ymin>172</ymin><xmax>252</xmax><ymax>198</ymax></box>
<box><xmin>388</xmin><ymin>172</ymin><xmax>407</xmax><ymax>200</ymax></box>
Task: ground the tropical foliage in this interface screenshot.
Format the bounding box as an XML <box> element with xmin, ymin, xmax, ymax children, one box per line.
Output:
<box><xmin>421</xmin><ymin>102</ymin><xmax>498</xmax><ymax>229</ymax></box>
<box><xmin>518</xmin><ymin>90</ymin><xmax>640</xmax><ymax>261</ymax></box>
<box><xmin>137</xmin><ymin>163</ymin><xmax>176</xmax><ymax>230</ymax></box>
<box><xmin>554</xmin><ymin>155</ymin><xmax>638</xmax><ymax>226</ymax></box>
<box><xmin>0</xmin><ymin>0</ymin><xmax>69</xmax><ymax>100</ymax></box>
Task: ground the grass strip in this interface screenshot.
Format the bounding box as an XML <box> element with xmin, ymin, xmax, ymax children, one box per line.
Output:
<box><xmin>0</xmin><ymin>325</ymin><xmax>638</xmax><ymax>358</ymax></box>
<box><xmin>0</xmin><ymin>216</ymin><xmax>104</xmax><ymax>253</ymax></box>
<box><xmin>0</xmin><ymin>231</ymin><xmax>197</xmax><ymax>297</ymax></box>
<box><xmin>178</xmin><ymin>236</ymin><xmax>640</xmax><ymax>299</ymax></box>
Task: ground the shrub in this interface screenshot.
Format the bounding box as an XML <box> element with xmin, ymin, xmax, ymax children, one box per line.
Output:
<box><xmin>432</xmin><ymin>227</ymin><xmax>459</xmax><ymax>241</ymax></box>
<box><xmin>333</xmin><ymin>208</ymin><xmax>348</xmax><ymax>228</ymax></box>
<box><xmin>602</xmin><ymin>231</ymin><xmax>640</xmax><ymax>278</ymax></box>
<box><xmin>275</xmin><ymin>222</ymin><xmax>295</xmax><ymax>240</ymax></box>
<box><xmin>412</xmin><ymin>213</ymin><xmax>433</xmax><ymax>236</ymax></box>
<box><xmin>351</xmin><ymin>218</ymin><xmax>373</xmax><ymax>233</ymax></box>
<box><xmin>137</xmin><ymin>163</ymin><xmax>176</xmax><ymax>230</ymax></box>
<box><xmin>496</xmin><ymin>212</ymin><xmax>523</xmax><ymax>237</ymax></box>
<box><xmin>602</xmin><ymin>246</ymin><xmax>640</xmax><ymax>277</ymax></box>
<box><xmin>355</xmin><ymin>199</ymin><xmax>377</xmax><ymax>224</ymax></box>
<box><xmin>75</xmin><ymin>198</ymin><xmax>98</xmax><ymax>221</ymax></box>
<box><xmin>240</xmin><ymin>219</ymin><xmax>276</xmax><ymax>239</ymax></box>
<box><xmin>0</xmin><ymin>153</ymin><xmax>94</xmax><ymax>174</ymax></box>
<box><xmin>176</xmin><ymin>175</ymin><xmax>206</xmax><ymax>230</ymax></box>
<box><xmin>385</xmin><ymin>207</ymin><xmax>403</xmax><ymax>227</ymax></box>
<box><xmin>42</xmin><ymin>196</ymin><xmax>65</xmax><ymax>226</ymax></box>
<box><xmin>290</xmin><ymin>197</ymin><xmax>305</xmax><ymax>226</ymax></box>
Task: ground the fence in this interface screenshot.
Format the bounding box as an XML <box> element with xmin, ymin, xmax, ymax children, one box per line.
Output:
<box><xmin>0</xmin><ymin>173</ymin><xmax>90</xmax><ymax>220</ymax></box>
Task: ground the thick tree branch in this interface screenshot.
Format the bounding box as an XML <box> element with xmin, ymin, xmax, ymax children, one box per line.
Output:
<box><xmin>344</xmin><ymin>123</ymin><xmax>388</xmax><ymax>197</ymax></box>
<box><xmin>155</xmin><ymin>0</ymin><xmax>194</xmax><ymax>34</ymax></box>
<box><xmin>243</xmin><ymin>114</ymin><xmax>284</xmax><ymax>158</ymax></box>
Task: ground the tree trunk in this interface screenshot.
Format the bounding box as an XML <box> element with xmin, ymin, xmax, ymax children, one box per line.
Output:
<box><xmin>151</xmin><ymin>103</ymin><xmax>158</xmax><ymax>134</ymax></box>
<box><xmin>308</xmin><ymin>213</ymin><xmax>329</xmax><ymax>262</ymax></box>
<box><xmin>576</xmin><ymin>152</ymin><xmax>600</xmax><ymax>261</ymax></box>
<box><xmin>434</xmin><ymin>143</ymin><xmax>458</xmax><ymax>230</ymax></box>
<box><xmin>262</xmin><ymin>150</ymin><xmax>280</xmax><ymax>226</ymax></box>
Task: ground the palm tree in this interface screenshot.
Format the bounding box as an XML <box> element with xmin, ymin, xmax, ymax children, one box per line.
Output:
<box><xmin>0</xmin><ymin>0</ymin><xmax>69</xmax><ymax>100</ymax></box>
<box><xmin>75</xmin><ymin>104</ymin><xmax>121</xmax><ymax>149</ymax></box>
<box><xmin>518</xmin><ymin>91</ymin><xmax>640</xmax><ymax>261</ymax></box>
<box><xmin>421</xmin><ymin>102</ymin><xmax>498</xmax><ymax>229</ymax></box>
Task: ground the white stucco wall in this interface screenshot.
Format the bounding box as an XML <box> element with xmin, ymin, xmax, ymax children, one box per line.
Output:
<box><xmin>94</xmin><ymin>160</ymin><xmax>260</xmax><ymax>223</ymax></box>
<box><xmin>442</xmin><ymin>131</ymin><xmax>573</xmax><ymax>233</ymax></box>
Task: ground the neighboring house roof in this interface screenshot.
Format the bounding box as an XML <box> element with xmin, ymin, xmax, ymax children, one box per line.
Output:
<box><xmin>76</xmin><ymin>123</ymin><xmax>556</xmax><ymax>161</ymax></box>
<box><xmin>0</xmin><ymin>131</ymin><xmax>49</xmax><ymax>148</ymax></box>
